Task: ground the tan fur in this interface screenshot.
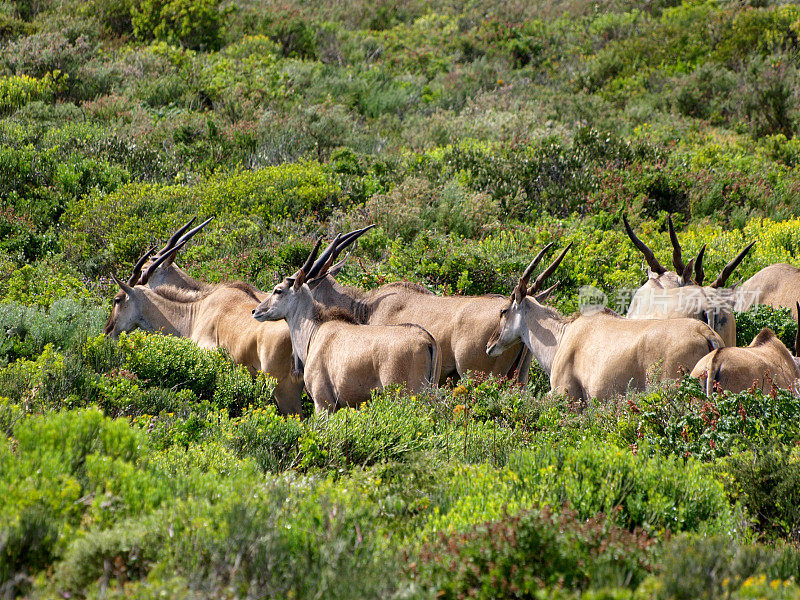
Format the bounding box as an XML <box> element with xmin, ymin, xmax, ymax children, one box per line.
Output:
<box><xmin>488</xmin><ymin>297</ymin><xmax>723</xmax><ymax>402</ymax></box>
<box><xmin>253</xmin><ymin>280</ymin><xmax>441</xmax><ymax>413</ymax></box>
<box><xmin>140</xmin><ymin>260</ymin><xmax>209</xmax><ymax>293</ymax></box>
<box><xmin>106</xmin><ymin>283</ymin><xmax>302</xmax><ymax>415</ymax></box>
<box><xmin>305</xmin><ymin>321</ymin><xmax>440</xmax><ymax>412</ymax></box>
<box><xmin>734</xmin><ymin>263</ymin><xmax>800</xmax><ymax>319</ymax></box>
<box><xmin>627</xmin><ymin>285</ymin><xmax>737</xmax><ymax>346</ymax></box>
<box><xmin>640</xmin><ymin>271</ymin><xmax>681</xmax><ymax>290</ymax></box>
<box><xmin>691</xmin><ymin>328</ymin><xmax>800</xmax><ymax>395</ymax></box>
<box><xmin>310</xmin><ymin>276</ymin><xmax>531</xmax><ymax>385</ymax></box>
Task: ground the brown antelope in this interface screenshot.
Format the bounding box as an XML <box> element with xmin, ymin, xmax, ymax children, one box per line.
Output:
<box><xmin>106</xmin><ymin>224</ymin><xmax>302</xmax><ymax>415</ymax></box>
<box><xmin>299</xmin><ymin>228</ymin><xmax>555</xmax><ymax>386</ymax></box>
<box><xmin>691</xmin><ymin>306</ymin><xmax>800</xmax><ymax>395</ymax></box>
<box><xmin>734</xmin><ymin>263</ymin><xmax>800</xmax><ymax>319</ymax></box>
<box><xmin>486</xmin><ymin>245</ymin><xmax>725</xmax><ymax>402</ymax></box>
<box><xmin>252</xmin><ymin>240</ymin><xmax>441</xmax><ymax>413</ymax></box>
<box><xmin>624</xmin><ymin>215</ymin><xmax>754</xmax><ymax>346</ymax></box>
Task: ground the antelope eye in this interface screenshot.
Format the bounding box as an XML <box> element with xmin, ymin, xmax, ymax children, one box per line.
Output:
<box><xmin>500</xmin><ymin>308</ymin><xmax>507</xmax><ymax>317</ymax></box>
<box><xmin>114</xmin><ymin>297</ymin><xmax>122</xmax><ymax>304</ymax></box>
<box><xmin>273</xmin><ymin>288</ymin><xmax>282</xmax><ymax>295</ymax></box>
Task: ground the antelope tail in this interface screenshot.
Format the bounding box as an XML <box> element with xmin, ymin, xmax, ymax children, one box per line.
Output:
<box><xmin>399</xmin><ymin>323</ymin><xmax>441</xmax><ymax>386</ymax></box>
<box><xmin>706</xmin><ymin>333</ymin><xmax>722</xmax><ymax>352</ymax></box>
<box><xmin>705</xmin><ymin>349</ymin><xmax>722</xmax><ymax>397</ymax></box>
<box><xmin>427</xmin><ymin>340</ymin><xmax>441</xmax><ymax>386</ymax></box>
<box><xmin>704</xmin><ymin>310</ymin><xmax>717</xmax><ymax>338</ymax></box>
<box><xmin>417</xmin><ymin>325</ymin><xmax>441</xmax><ymax>385</ymax></box>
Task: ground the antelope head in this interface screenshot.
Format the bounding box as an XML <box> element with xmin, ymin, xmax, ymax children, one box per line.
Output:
<box><xmin>133</xmin><ymin>217</ymin><xmax>213</xmax><ymax>289</ymax></box>
<box><xmin>486</xmin><ymin>243</ymin><xmax>572</xmax><ymax>357</ymax></box>
<box><xmin>104</xmin><ymin>275</ymin><xmax>152</xmax><ymax>338</ymax></box>
<box><xmin>253</xmin><ymin>239</ymin><xmax>323</xmax><ymax>322</ymax></box>
<box><xmin>253</xmin><ymin>226</ymin><xmax>376</xmax><ymax>321</ymax></box>
<box><xmin>624</xmin><ymin>214</ymin><xmax>708</xmax><ymax>286</ymax></box>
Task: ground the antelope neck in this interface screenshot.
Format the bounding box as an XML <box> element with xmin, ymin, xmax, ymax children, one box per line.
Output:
<box><xmin>520</xmin><ymin>297</ymin><xmax>568</xmax><ymax>376</ymax></box>
<box><xmin>283</xmin><ymin>292</ymin><xmax>322</xmax><ymax>366</ymax></box>
<box><xmin>313</xmin><ymin>277</ymin><xmax>370</xmax><ymax>323</ymax></box>
<box><xmin>140</xmin><ymin>291</ymin><xmax>200</xmax><ymax>336</ymax></box>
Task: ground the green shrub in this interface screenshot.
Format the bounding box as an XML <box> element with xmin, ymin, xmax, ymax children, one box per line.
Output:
<box><xmin>91</xmin><ymin>0</ymin><xmax>134</xmax><ymax>35</ymax></box>
<box><xmin>671</xmin><ymin>63</ymin><xmax>737</xmax><ymax>124</ymax></box>
<box><xmin>132</xmin><ymin>0</ymin><xmax>225</xmax><ymax>50</ymax></box>
<box><xmin>0</xmin><ymin>73</ymin><xmax>55</xmax><ymax>115</ymax></box>
<box><xmin>117</xmin><ymin>331</ymin><xmax>276</xmax><ymax>411</ymax></box>
<box><xmin>62</xmin><ymin>164</ymin><xmax>343</xmax><ymax>271</ymax></box>
<box><xmin>0</xmin><ymin>503</ymin><xmax>59</xmax><ymax>597</ymax></box>
<box><xmin>265</xmin><ymin>16</ymin><xmax>318</xmax><ymax>59</ymax></box>
<box><xmin>657</xmin><ymin>535</ymin><xmax>800</xmax><ymax>600</ymax></box>
<box><xmin>159</xmin><ymin>475</ymin><xmax>399</xmax><ymax>599</ymax></box>
<box><xmin>0</xmin><ymin>299</ymin><xmax>106</xmax><ymax>364</ymax></box>
<box><xmin>226</xmin><ymin>404</ymin><xmax>304</xmax><ymax>472</ymax></box>
<box><xmin>621</xmin><ymin>377</ymin><xmax>800</xmax><ymax>460</ymax></box>
<box><xmin>738</xmin><ymin>53</ymin><xmax>799</xmax><ymax>139</ymax></box>
<box><xmin>55</xmin><ymin>513</ymin><xmax>166</xmax><ymax>592</ymax></box>
<box><xmin>13</xmin><ymin>406</ymin><xmax>141</xmax><ymax>479</ymax></box>
<box><xmin>412</xmin><ymin>506</ymin><xmax>654</xmax><ymax>598</ymax></box>
<box><xmin>306</xmin><ymin>387</ymin><xmax>439</xmax><ymax>468</ymax></box>
<box><xmin>4</xmin><ymin>263</ymin><xmax>99</xmax><ymax>308</ymax></box>
<box><xmin>511</xmin><ymin>443</ymin><xmax>733</xmax><ymax>535</ymax></box>
<box><xmin>723</xmin><ymin>447</ymin><xmax>800</xmax><ymax>542</ymax></box>
<box><xmin>365</xmin><ymin>177</ymin><xmax>498</xmax><ymax>241</ymax></box>
<box><xmin>735</xmin><ymin>305</ymin><xmax>797</xmax><ymax>348</ymax></box>
<box><xmin>3</xmin><ymin>32</ymin><xmax>92</xmax><ymax>96</ymax></box>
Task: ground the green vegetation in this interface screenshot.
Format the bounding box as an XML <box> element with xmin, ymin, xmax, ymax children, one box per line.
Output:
<box><xmin>5</xmin><ymin>0</ymin><xmax>800</xmax><ymax>597</ymax></box>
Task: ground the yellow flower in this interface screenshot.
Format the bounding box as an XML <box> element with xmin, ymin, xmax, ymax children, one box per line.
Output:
<box><xmin>452</xmin><ymin>385</ymin><xmax>467</xmax><ymax>398</ymax></box>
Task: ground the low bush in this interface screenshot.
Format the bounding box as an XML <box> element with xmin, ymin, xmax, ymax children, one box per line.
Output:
<box><xmin>131</xmin><ymin>0</ymin><xmax>226</xmax><ymax>50</ymax></box>
<box><xmin>2</xmin><ymin>32</ymin><xmax>93</xmax><ymax>97</ymax></box>
<box><xmin>0</xmin><ymin>298</ymin><xmax>105</xmax><ymax>364</ymax></box>
<box><xmin>657</xmin><ymin>534</ymin><xmax>800</xmax><ymax>600</ymax></box>
<box><xmin>735</xmin><ymin>305</ymin><xmax>797</xmax><ymax>349</ymax></box>
<box><xmin>61</xmin><ymin>163</ymin><xmax>343</xmax><ymax>270</ymax></box>
<box><xmin>619</xmin><ymin>377</ymin><xmax>800</xmax><ymax>460</ymax></box>
<box><xmin>507</xmin><ymin>440</ymin><xmax>734</xmax><ymax>535</ymax></box>
<box><xmin>115</xmin><ymin>331</ymin><xmax>277</xmax><ymax>411</ymax></box>
<box><xmin>305</xmin><ymin>387</ymin><xmax>439</xmax><ymax>469</ymax></box>
<box><xmin>226</xmin><ymin>404</ymin><xmax>304</xmax><ymax>472</ymax></box>
<box><xmin>723</xmin><ymin>447</ymin><xmax>800</xmax><ymax>542</ymax></box>
<box><xmin>0</xmin><ymin>503</ymin><xmax>59</xmax><ymax>597</ymax></box>
<box><xmin>0</xmin><ymin>73</ymin><xmax>55</xmax><ymax>115</ymax></box>
<box><xmin>412</xmin><ymin>506</ymin><xmax>654</xmax><ymax>598</ymax></box>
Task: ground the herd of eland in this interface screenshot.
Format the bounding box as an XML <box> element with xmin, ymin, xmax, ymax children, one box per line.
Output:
<box><xmin>104</xmin><ymin>216</ymin><xmax>800</xmax><ymax>413</ymax></box>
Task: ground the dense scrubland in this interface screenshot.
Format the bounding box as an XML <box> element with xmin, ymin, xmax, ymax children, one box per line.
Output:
<box><xmin>6</xmin><ymin>0</ymin><xmax>800</xmax><ymax>597</ymax></box>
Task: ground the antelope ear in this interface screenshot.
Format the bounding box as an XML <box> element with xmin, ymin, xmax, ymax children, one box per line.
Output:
<box><xmin>678</xmin><ymin>258</ymin><xmax>695</xmax><ymax>286</ymax></box>
<box><xmin>111</xmin><ymin>273</ymin><xmax>135</xmax><ymax>297</ymax></box>
<box><xmin>513</xmin><ymin>282</ymin><xmax>526</xmax><ymax>305</ymax></box>
<box><xmin>327</xmin><ymin>257</ymin><xmax>348</xmax><ymax>277</ymax></box>
<box><xmin>534</xmin><ymin>281</ymin><xmax>559</xmax><ymax>302</ymax></box>
<box><xmin>292</xmin><ymin>269</ymin><xmax>306</xmax><ymax>291</ymax></box>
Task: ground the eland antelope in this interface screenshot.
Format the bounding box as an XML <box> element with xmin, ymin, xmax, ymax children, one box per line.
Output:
<box><xmin>691</xmin><ymin>303</ymin><xmax>800</xmax><ymax>395</ymax></box>
<box><xmin>106</xmin><ymin>227</ymin><xmax>302</xmax><ymax>414</ymax></box>
<box><xmin>734</xmin><ymin>263</ymin><xmax>800</xmax><ymax>319</ymax></box>
<box><xmin>299</xmin><ymin>228</ymin><xmax>549</xmax><ymax>385</ymax></box>
<box><xmin>623</xmin><ymin>214</ymin><xmax>701</xmax><ymax>290</ymax></box>
<box><xmin>486</xmin><ymin>244</ymin><xmax>724</xmax><ymax>402</ymax></box>
<box><xmin>252</xmin><ymin>239</ymin><xmax>441</xmax><ymax>413</ymax></box>
<box><xmin>624</xmin><ymin>215</ymin><xmax>754</xmax><ymax>346</ymax></box>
